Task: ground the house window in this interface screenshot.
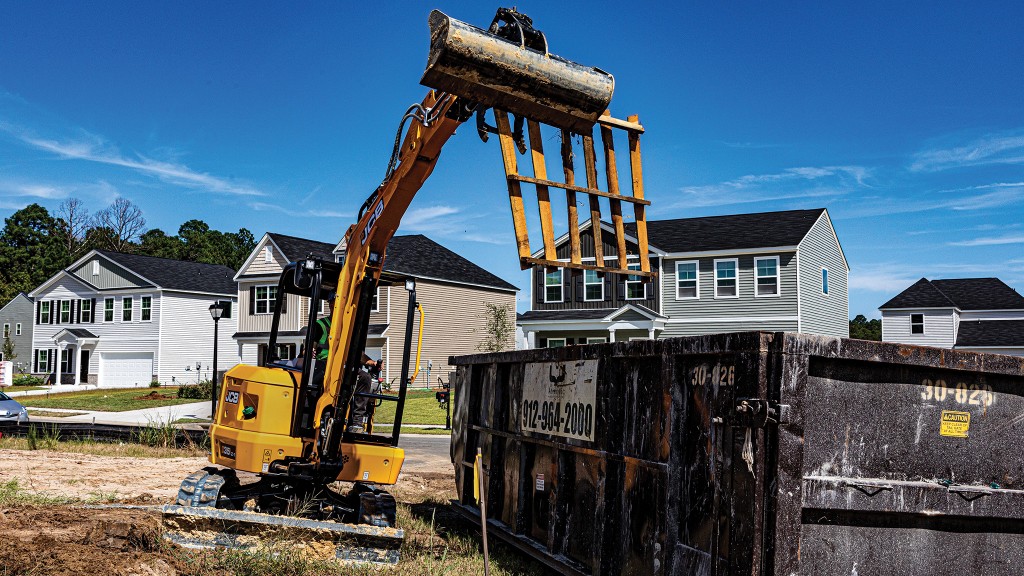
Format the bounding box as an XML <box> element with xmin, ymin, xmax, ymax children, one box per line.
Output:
<box><xmin>60</xmin><ymin>300</ymin><xmax>71</xmax><ymax>323</ymax></box>
<box><xmin>141</xmin><ymin>296</ymin><xmax>152</xmax><ymax>321</ymax></box>
<box><xmin>255</xmin><ymin>285</ymin><xmax>278</xmax><ymax>314</ymax></box>
<box><xmin>37</xmin><ymin>349</ymin><xmax>49</xmax><ymax>373</ymax></box>
<box><xmin>586</xmin><ymin>337</ymin><xmax>607</xmax><ymax>344</ymax></box>
<box><xmin>822</xmin><ymin>268</ymin><xmax>829</xmax><ymax>295</ymax></box>
<box><xmin>2</xmin><ymin>324</ymin><xmax>8</xmax><ymax>338</ymax></box>
<box><xmin>911</xmin><ymin>314</ymin><xmax>925</xmax><ymax>334</ymax></box>
<box><xmin>39</xmin><ymin>301</ymin><xmax>51</xmax><ymax>324</ymax></box>
<box><xmin>754</xmin><ymin>256</ymin><xmax>780</xmax><ymax>297</ymax></box>
<box><xmin>80</xmin><ymin>300</ymin><xmax>92</xmax><ymax>323</ymax></box>
<box><xmin>92</xmin><ymin>260</ymin><xmax>100</xmax><ymax>276</ymax></box>
<box><xmin>625</xmin><ymin>264</ymin><xmax>646</xmax><ymax>300</ymax></box>
<box><xmin>15</xmin><ymin>323</ymin><xmax>21</xmax><ymax>336</ymax></box>
<box><xmin>715</xmin><ymin>259</ymin><xmax>739</xmax><ymax>298</ymax></box>
<box><xmin>544</xmin><ymin>269</ymin><xmax>563</xmax><ymax>303</ymax></box>
<box><xmin>264</xmin><ymin>246</ymin><xmax>273</xmax><ymax>263</ymax></box>
<box><xmin>584</xmin><ymin>270</ymin><xmax>604</xmax><ymax>301</ymax></box>
<box><xmin>60</xmin><ymin>349</ymin><xmax>71</xmax><ymax>374</ymax></box>
<box><xmin>122</xmin><ymin>297</ymin><xmax>133</xmax><ymax>322</ymax></box>
<box><xmin>104</xmin><ymin>298</ymin><xmax>115</xmax><ymax>322</ymax></box>
<box><xmin>675</xmin><ymin>261</ymin><xmax>699</xmax><ymax>299</ymax></box>
<box><xmin>547</xmin><ymin>338</ymin><xmax>566</xmax><ymax>348</ymax></box>
<box><xmin>371</xmin><ymin>287</ymin><xmax>380</xmax><ymax>312</ymax></box>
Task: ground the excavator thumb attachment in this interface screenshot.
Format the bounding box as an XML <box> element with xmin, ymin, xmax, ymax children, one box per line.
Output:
<box><xmin>422</xmin><ymin>8</ymin><xmax>614</xmax><ymax>133</ymax></box>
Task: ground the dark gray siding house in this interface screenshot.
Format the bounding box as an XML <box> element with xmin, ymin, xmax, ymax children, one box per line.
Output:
<box><xmin>519</xmin><ymin>208</ymin><xmax>849</xmax><ymax>348</ymax></box>
<box><xmin>0</xmin><ymin>293</ymin><xmax>34</xmax><ymax>371</ymax></box>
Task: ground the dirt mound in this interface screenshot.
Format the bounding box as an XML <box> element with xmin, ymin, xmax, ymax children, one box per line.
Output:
<box><xmin>0</xmin><ymin>506</ymin><xmax>185</xmax><ymax>576</ymax></box>
<box><xmin>136</xmin><ymin>391</ymin><xmax>176</xmax><ymax>400</ymax></box>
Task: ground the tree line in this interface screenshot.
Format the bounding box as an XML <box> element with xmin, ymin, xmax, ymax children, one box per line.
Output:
<box><xmin>0</xmin><ymin>198</ymin><xmax>255</xmax><ymax>307</ymax></box>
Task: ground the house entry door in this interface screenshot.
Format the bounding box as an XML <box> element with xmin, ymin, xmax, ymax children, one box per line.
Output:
<box><xmin>80</xmin><ymin>350</ymin><xmax>90</xmax><ymax>383</ymax></box>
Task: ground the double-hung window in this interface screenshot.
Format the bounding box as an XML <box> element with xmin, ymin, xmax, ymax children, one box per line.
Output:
<box><xmin>39</xmin><ymin>301</ymin><xmax>51</xmax><ymax>324</ymax></box>
<box><xmin>625</xmin><ymin>264</ymin><xmax>646</xmax><ymax>300</ymax></box>
<box><xmin>60</xmin><ymin>349</ymin><xmax>71</xmax><ymax>374</ymax></box>
<box><xmin>911</xmin><ymin>314</ymin><xmax>925</xmax><ymax>334</ymax></box>
<box><xmin>15</xmin><ymin>323</ymin><xmax>21</xmax><ymax>336</ymax></box>
<box><xmin>754</xmin><ymin>256</ymin><xmax>780</xmax><ymax>297</ymax></box>
<box><xmin>544</xmin><ymin>269</ymin><xmax>563</xmax><ymax>303</ymax></box>
<box><xmin>122</xmin><ymin>297</ymin><xmax>133</xmax><ymax>322</ymax></box>
<box><xmin>80</xmin><ymin>299</ymin><xmax>92</xmax><ymax>323</ymax></box>
<box><xmin>37</xmin><ymin>349</ymin><xmax>49</xmax><ymax>373</ymax></box>
<box><xmin>2</xmin><ymin>324</ymin><xmax>8</xmax><ymax>338</ymax></box>
<box><xmin>141</xmin><ymin>296</ymin><xmax>152</xmax><ymax>321</ymax></box>
<box><xmin>546</xmin><ymin>338</ymin><xmax>566</xmax><ymax>348</ymax></box>
<box><xmin>60</xmin><ymin>300</ymin><xmax>71</xmax><ymax>323</ymax></box>
<box><xmin>675</xmin><ymin>261</ymin><xmax>699</xmax><ymax>299</ymax></box>
<box><xmin>714</xmin><ymin>259</ymin><xmax>739</xmax><ymax>298</ymax></box>
<box><xmin>104</xmin><ymin>298</ymin><xmax>115</xmax><ymax>322</ymax></box>
<box><xmin>583</xmin><ymin>270</ymin><xmax>603</xmax><ymax>301</ymax></box>
<box><xmin>255</xmin><ymin>285</ymin><xmax>277</xmax><ymax>314</ymax></box>
<box><xmin>370</xmin><ymin>287</ymin><xmax>380</xmax><ymax>312</ymax></box>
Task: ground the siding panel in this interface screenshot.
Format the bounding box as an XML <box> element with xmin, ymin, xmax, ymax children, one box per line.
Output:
<box><xmin>160</xmin><ymin>292</ymin><xmax>240</xmax><ymax>384</ymax></box>
<box><xmin>797</xmin><ymin>212</ymin><xmax>849</xmax><ymax>337</ymax></box>
<box><xmin>661</xmin><ymin>253</ymin><xmax>798</xmax><ymax>320</ymax></box>
<box><xmin>881</xmin><ymin>309</ymin><xmax>956</xmax><ymax>348</ymax></box>
<box><xmin>70</xmin><ymin>256</ymin><xmax>148</xmax><ymax>290</ymax></box>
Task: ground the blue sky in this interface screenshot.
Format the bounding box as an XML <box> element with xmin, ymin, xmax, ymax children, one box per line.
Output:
<box><xmin>2</xmin><ymin>1</ymin><xmax>1023</xmax><ymax>318</ymax></box>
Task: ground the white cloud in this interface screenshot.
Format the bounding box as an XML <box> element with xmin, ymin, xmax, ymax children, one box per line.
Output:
<box><xmin>248</xmin><ymin>201</ymin><xmax>348</xmax><ymax>218</ymax></box>
<box><xmin>947</xmin><ymin>235</ymin><xmax>1024</xmax><ymax>247</ymax></box>
<box><xmin>848</xmin><ymin>266</ymin><xmax>921</xmax><ymax>293</ymax></box>
<box><xmin>910</xmin><ymin>133</ymin><xmax>1024</xmax><ymax>172</ymax></box>
<box><xmin>670</xmin><ymin>165</ymin><xmax>868</xmax><ymax>209</ymax></box>
<box><xmin>400</xmin><ymin>205</ymin><xmax>460</xmax><ymax>231</ymax></box>
<box><xmin>0</xmin><ymin>180</ymin><xmax>67</xmax><ymax>200</ymax></box>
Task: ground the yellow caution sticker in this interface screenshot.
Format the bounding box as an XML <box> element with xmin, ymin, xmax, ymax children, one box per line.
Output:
<box><xmin>262</xmin><ymin>449</ymin><xmax>272</xmax><ymax>463</ymax></box>
<box><xmin>940</xmin><ymin>410</ymin><xmax>971</xmax><ymax>438</ymax></box>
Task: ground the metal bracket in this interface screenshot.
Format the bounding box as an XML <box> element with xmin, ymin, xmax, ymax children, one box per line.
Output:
<box><xmin>729</xmin><ymin>398</ymin><xmax>787</xmax><ymax>428</ymax></box>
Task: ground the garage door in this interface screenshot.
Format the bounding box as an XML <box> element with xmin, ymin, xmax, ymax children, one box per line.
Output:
<box><xmin>101</xmin><ymin>352</ymin><xmax>154</xmax><ymax>388</ymax></box>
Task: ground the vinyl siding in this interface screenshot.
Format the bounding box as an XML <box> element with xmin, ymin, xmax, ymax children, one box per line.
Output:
<box><xmin>959</xmin><ymin>310</ymin><xmax>1024</xmax><ymax>321</ymax></box>
<box><xmin>0</xmin><ymin>294</ymin><xmax>34</xmax><ymax>368</ymax></box>
<box><xmin>661</xmin><ymin>253</ymin><xmax>798</xmax><ymax>321</ymax></box>
<box><xmin>237</xmin><ymin>281</ymin><xmax>303</xmax><ymax>334</ymax></box>
<box><xmin>881</xmin><ymin>309</ymin><xmax>956</xmax><ymax>348</ymax></box>
<box><xmin>70</xmin><ymin>256</ymin><xmax>148</xmax><ymax>290</ymax></box>
<box><xmin>158</xmin><ymin>292</ymin><xmax>240</xmax><ymax>384</ymax></box>
<box><xmin>661</xmin><ymin>319</ymin><xmax>799</xmax><ymax>338</ymax></box>
<box><xmin>797</xmin><ymin>212</ymin><xmax>849</xmax><ymax>337</ymax></box>
<box><xmin>242</xmin><ymin>241</ymin><xmax>289</xmax><ymax>276</ymax></box>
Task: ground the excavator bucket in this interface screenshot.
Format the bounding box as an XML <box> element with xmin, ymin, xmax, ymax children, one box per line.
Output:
<box><xmin>422</xmin><ymin>9</ymin><xmax>614</xmax><ymax>133</ymax></box>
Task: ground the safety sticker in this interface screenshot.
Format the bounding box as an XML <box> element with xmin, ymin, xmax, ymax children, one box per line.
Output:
<box><xmin>535</xmin><ymin>474</ymin><xmax>545</xmax><ymax>492</ymax></box>
<box><xmin>261</xmin><ymin>463</ymin><xmax>269</xmax><ymax>473</ymax></box>
<box><xmin>940</xmin><ymin>410</ymin><xmax>970</xmax><ymax>438</ymax></box>
<box><xmin>262</xmin><ymin>449</ymin><xmax>272</xmax><ymax>463</ymax></box>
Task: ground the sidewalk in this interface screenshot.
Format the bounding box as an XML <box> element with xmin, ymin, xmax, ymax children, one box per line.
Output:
<box><xmin>27</xmin><ymin>400</ymin><xmax>212</xmax><ymax>426</ymax></box>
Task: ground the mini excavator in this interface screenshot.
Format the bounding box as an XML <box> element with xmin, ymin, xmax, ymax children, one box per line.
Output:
<box><xmin>163</xmin><ymin>7</ymin><xmax>654</xmax><ymax>563</ymax></box>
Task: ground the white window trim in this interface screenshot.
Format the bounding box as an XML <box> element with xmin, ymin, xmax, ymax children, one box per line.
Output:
<box><xmin>910</xmin><ymin>313</ymin><xmax>925</xmax><ymax>335</ymax></box>
<box><xmin>674</xmin><ymin>260</ymin><xmax>700</xmax><ymax>300</ymax></box>
<box><xmin>714</xmin><ymin>258</ymin><xmax>740</xmax><ymax>299</ymax></box>
<box><xmin>92</xmin><ymin>260</ymin><xmax>100</xmax><ymax>276</ymax></box>
<box><xmin>80</xmin><ymin>299</ymin><xmax>92</xmax><ymax>323</ymax></box>
<box><xmin>754</xmin><ymin>256</ymin><xmax>781</xmax><ymax>298</ymax></box>
<box><xmin>15</xmin><ymin>323</ymin><xmax>21</xmax><ymax>336</ymax></box>
<box><xmin>37</xmin><ymin>349</ymin><xmax>49</xmax><ymax>373</ymax></box>
<box><xmin>583</xmin><ymin>270</ymin><xmax>604</xmax><ymax>302</ymax></box>
<box><xmin>821</xmin><ymin>267</ymin><xmax>829</xmax><ymax>296</ymax></box>
<box><xmin>122</xmin><ymin>296</ymin><xmax>133</xmax><ymax>323</ymax></box>
<box><xmin>546</xmin><ymin>338</ymin><xmax>566</xmax><ymax>348</ymax></box>
<box><xmin>371</xmin><ymin>287</ymin><xmax>380</xmax><ymax>312</ymax></box>
<box><xmin>3</xmin><ymin>324</ymin><xmax>8</xmax><ymax>338</ymax></box>
<box><xmin>140</xmin><ymin>295</ymin><xmax>153</xmax><ymax>322</ymax></box>
<box><xmin>263</xmin><ymin>246</ymin><xmax>273</xmax><ymax>264</ymax></box>
<box><xmin>586</xmin><ymin>337</ymin><xmax>607</xmax><ymax>344</ymax></box>
<box><xmin>60</xmin><ymin>349</ymin><xmax>71</xmax><ymax>374</ymax></box>
<box><xmin>624</xmin><ymin>264</ymin><xmax>646</xmax><ymax>301</ymax></box>
<box><xmin>59</xmin><ymin>299</ymin><xmax>72</xmax><ymax>323</ymax></box>
<box><xmin>544</xmin><ymin>269</ymin><xmax>564</xmax><ymax>303</ymax></box>
<box><xmin>103</xmin><ymin>298</ymin><xmax>115</xmax><ymax>323</ymax></box>
<box><xmin>254</xmin><ymin>284</ymin><xmax>277</xmax><ymax>315</ymax></box>
<box><xmin>39</xmin><ymin>301</ymin><xmax>51</xmax><ymax>324</ymax></box>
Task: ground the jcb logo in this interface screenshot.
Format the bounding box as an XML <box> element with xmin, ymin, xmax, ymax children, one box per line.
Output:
<box><xmin>361</xmin><ymin>201</ymin><xmax>384</xmax><ymax>245</ymax></box>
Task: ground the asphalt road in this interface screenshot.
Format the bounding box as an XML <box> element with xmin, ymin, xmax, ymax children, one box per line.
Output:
<box><xmin>398</xmin><ymin>433</ymin><xmax>453</xmax><ymax>474</ymax></box>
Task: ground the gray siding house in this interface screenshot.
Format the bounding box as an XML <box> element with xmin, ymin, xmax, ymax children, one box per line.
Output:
<box><xmin>519</xmin><ymin>208</ymin><xmax>849</xmax><ymax>347</ymax></box>
<box><xmin>233</xmin><ymin>232</ymin><xmax>517</xmax><ymax>386</ymax></box>
<box><xmin>0</xmin><ymin>293</ymin><xmax>34</xmax><ymax>370</ymax></box>
<box><xmin>880</xmin><ymin>277</ymin><xmax>1024</xmax><ymax>356</ymax></box>
<box><xmin>29</xmin><ymin>250</ymin><xmax>239</xmax><ymax>386</ymax></box>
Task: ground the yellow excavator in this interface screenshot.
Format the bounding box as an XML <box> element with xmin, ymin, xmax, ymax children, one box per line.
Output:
<box><xmin>163</xmin><ymin>7</ymin><xmax>653</xmax><ymax>564</ymax></box>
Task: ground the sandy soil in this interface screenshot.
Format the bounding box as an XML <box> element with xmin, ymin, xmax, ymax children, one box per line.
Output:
<box><xmin>0</xmin><ymin>448</ymin><xmax>459</xmax><ymax>575</ymax></box>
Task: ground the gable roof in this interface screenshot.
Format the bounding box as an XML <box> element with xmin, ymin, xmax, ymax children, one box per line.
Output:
<box><xmin>956</xmin><ymin>319</ymin><xmax>1024</xmax><ymax>347</ymax></box>
<box><xmin>96</xmin><ymin>250</ymin><xmax>237</xmax><ymax>295</ymax></box>
<box><xmin>622</xmin><ymin>208</ymin><xmax>826</xmax><ymax>253</ymax></box>
<box><xmin>880</xmin><ymin>277</ymin><xmax>1024</xmax><ymax>310</ymax></box>
<box><xmin>267</xmin><ymin>233</ymin><xmax>336</xmax><ymax>262</ymax></box>
<box><xmin>0</xmin><ymin>292</ymin><xmax>33</xmax><ymax>314</ymax></box>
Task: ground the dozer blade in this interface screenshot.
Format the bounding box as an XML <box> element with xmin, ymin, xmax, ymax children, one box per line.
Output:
<box><xmin>161</xmin><ymin>505</ymin><xmax>404</xmax><ymax>565</ymax></box>
<box><xmin>422</xmin><ymin>9</ymin><xmax>614</xmax><ymax>133</ymax></box>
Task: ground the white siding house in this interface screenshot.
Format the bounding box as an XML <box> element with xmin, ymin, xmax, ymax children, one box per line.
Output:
<box><xmin>29</xmin><ymin>250</ymin><xmax>239</xmax><ymax>387</ymax></box>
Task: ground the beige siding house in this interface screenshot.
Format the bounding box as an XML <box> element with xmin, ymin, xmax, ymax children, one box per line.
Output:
<box><xmin>233</xmin><ymin>233</ymin><xmax>517</xmax><ymax>387</ymax></box>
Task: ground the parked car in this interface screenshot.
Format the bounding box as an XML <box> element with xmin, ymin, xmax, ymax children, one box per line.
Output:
<box><xmin>0</xmin><ymin>391</ymin><xmax>29</xmax><ymax>423</ymax></box>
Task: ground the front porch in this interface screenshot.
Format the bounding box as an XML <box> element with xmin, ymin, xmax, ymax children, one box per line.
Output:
<box><xmin>52</xmin><ymin>328</ymin><xmax>99</xmax><ymax>385</ymax></box>
<box><xmin>517</xmin><ymin>304</ymin><xmax>667</xmax><ymax>349</ymax></box>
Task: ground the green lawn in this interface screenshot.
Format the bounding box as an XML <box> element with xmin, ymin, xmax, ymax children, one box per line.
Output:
<box><xmin>371</xmin><ymin>389</ymin><xmax>450</xmax><ymax>425</ymax></box>
<box><xmin>19</xmin><ymin>387</ymin><xmax>198</xmax><ymax>412</ymax></box>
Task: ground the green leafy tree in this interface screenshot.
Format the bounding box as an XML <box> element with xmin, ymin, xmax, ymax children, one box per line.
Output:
<box><xmin>476</xmin><ymin>302</ymin><xmax>516</xmax><ymax>352</ymax></box>
<box><xmin>0</xmin><ymin>203</ymin><xmax>64</xmax><ymax>306</ymax></box>
<box><xmin>849</xmin><ymin>314</ymin><xmax>882</xmax><ymax>341</ymax></box>
<box><xmin>139</xmin><ymin>228</ymin><xmax>184</xmax><ymax>259</ymax></box>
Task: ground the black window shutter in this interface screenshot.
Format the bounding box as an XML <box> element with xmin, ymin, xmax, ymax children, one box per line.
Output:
<box><xmin>281</xmin><ymin>293</ymin><xmax>287</xmax><ymax>314</ymax></box>
<box><xmin>33</xmin><ymin>349</ymin><xmax>38</xmax><ymax>372</ymax></box>
<box><xmin>50</xmin><ymin>300</ymin><xmax>55</xmax><ymax>324</ymax></box>
<box><xmin>48</xmin><ymin>349</ymin><xmax>53</xmax><ymax>372</ymax></box>
<box><xmin>91</xmin><ymin>298</ymin><xmax>96</xmax><ymax>323</ymax></box>
<box><xmin>562</xmin><ymin>270</ymin><xmax>571</xmax><ymax>303</ymax></box>
<box><xmin>76</xmin><ymin>300</ymin><xmax>81</xmax><ymax>323</ymax></box>
<box><xmin>534</xmin><ymin>269</ymin><xmax>543</xmax><ymax>304</ymax></box>
<box><xmin>616</xmin><ymin>278</ymin><xmax>625</xmax><ymax>301</ymax></box>
<box><xmin>36</xmin><ymin>301</ymin><xmax>40</xmax><ymax>325</ymax></box>
<box><xmin>604</xmin><ymin>274</ymin><xmax>613</xmax><ymax>302</ymax></box>
<box><xmin>574</xmin><ymin>274</ymin><xmax>584</xmax><ymax>302</ymax></box>
<box><xmin>249</xmin><ymin>287</ymin><xmax>256</xmax><ymax>315</ymax></box>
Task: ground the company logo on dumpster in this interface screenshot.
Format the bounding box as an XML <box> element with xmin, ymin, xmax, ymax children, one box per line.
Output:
<box><xmin>939</xmin><ymin>410</ymin><xmax>971</xmax><ymax>438</ymax></box>
<box><xmin>522</xmin><ymin>360</ymin><xmax>597</xmax><ymax>441</ymax></box>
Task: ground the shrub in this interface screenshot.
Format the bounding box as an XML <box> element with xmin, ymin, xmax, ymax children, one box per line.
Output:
<box><xmin>12</xmin><ymin>375</ymin><xmax>43</xmax><ymax>387</ymax></box>
<box><xmin>149</xmin><ymin>380</ymin><xmax>161</xmax><ymax>388</ymax></box>
<box><xmin>177</xmin><ymin>380</ymin><xmax>213</xmax><ymax>399</ymax></box>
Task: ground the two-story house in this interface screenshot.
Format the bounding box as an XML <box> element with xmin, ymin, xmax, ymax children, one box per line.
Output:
<box><xmin>0</xmin><ymin>293</ymin><xmax>34</xmax><ymax>371</ymax></box>
<box><xmin>233</xmin><ymin>232</ymin><xmax>518</xmax><ymax>386</ymax></box>
<box><xmin>880</xmin><ymin>277</ymin><xmax>1024</xmax><ymax>356</ymax></box>
<box><xmin>29</xmin><ymin>250</ymin><xmax>239</xmax><ymax>386</ymax></box>
<box><xmin>518</xmin><ymin>208</ymin><xmax>848</xmax><ymax>347</ymax></box>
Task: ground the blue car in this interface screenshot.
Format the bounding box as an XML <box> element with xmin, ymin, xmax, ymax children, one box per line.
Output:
<box><xmin>0</xmin><ymin>391</ymin><xmax>29</xmax><ymax>423</ymax></box>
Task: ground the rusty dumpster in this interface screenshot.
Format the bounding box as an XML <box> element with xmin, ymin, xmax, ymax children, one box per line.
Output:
<box><xmin>449</xmin><ymin>331</ymin><xmax>1024</xmax><ymax>575</ymax></box>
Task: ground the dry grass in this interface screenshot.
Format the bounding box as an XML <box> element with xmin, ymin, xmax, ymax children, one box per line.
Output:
<box><xmin>0</xmin><ymin>435</ymin><xmax>206</xmax><ymax>458</ymax></box>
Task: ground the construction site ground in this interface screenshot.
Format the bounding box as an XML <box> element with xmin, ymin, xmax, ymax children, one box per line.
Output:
<box><xmin>0</xmin><ymin>441</ymin><xmax>546</xmax><ymax>576</ymax></box>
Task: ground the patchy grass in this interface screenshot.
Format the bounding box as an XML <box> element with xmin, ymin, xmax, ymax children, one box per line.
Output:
<box><xmin>0</xmin><ymin>435</ymin><xmax>207</xmax><ymax>458</ymax></box>
<box><xmin>371</xmin><ymin>425</ymin><xmax>453</xmax><ymax>436</ymax></box>
<box><xmin>373</xmin><ymin>390</ymin><xmax>451</xmax><ymax>426</ymax></box>
<box><xmin>173</xmin><ymin>417</ymin><xmax>210</xmax><ymax>424</ymax></box>
<box><xmin>18</xmin><ymin>387</ymin><xmax>198</xmax><ymax>412</ymax></box>
<box><xmin>0</xmin><ymin>478</ymin><xmax>77</xmax><ymax>506</ymax></box>
<box><xmin>5</xmin><ymin>386</ymin><xmax>48</xmax><ymax>392</ymax></box>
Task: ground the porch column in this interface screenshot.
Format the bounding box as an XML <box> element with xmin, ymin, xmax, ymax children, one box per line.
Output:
<box><xmin>648</xmin><ymin>328</ymin><xmax>656</xmax><ymax>340</ymax></box>
<box><xmin>73</xmin><ymin>345</ymin><xmax>82</xmax><ymax>385</ymax></box>
<box><xmin>608</xmin><ymin>329</ymin><xmax>616</xmax><ymax>343</ymax></box>
<box><xmin>526</xmin><ymin>331</ymin><xmax>537</xmax><ymax>350</ymax></box>
<box><xmin>55</xmin><ymin>343</ymin><xmax>65</xmax><ymax>386</ymax></box>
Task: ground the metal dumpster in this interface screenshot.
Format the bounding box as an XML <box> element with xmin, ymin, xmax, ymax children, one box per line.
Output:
<box><xmin>449</xmin><ymin>332</ymin><xmax>1024</xmax><ymax>575</ymax></box>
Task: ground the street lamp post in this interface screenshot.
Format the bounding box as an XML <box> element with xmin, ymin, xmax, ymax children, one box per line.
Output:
<box><xmin>209</xmin><ymin>301</ymin><xmax>228</xmax><ymax>419</ymax></box>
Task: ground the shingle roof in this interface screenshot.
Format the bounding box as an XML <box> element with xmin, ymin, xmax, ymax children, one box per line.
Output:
<box><xmin>956</xmin><ymin>320</ymin><xmax>1024</xmax><ymax>347</ymax></box>
<box><xmin>382</xmin><ymin>235</ymin><xmax>517</xmax><ymax>292</ymax></box>
<box><xmin>880</xmin><ymin>278</ymin><xmax>1024</xmax><ymax>310</ymax></box>
<box><xmin>97</xmin><ymin>251</ymin><xmax>236</xmax><ymax>295</ymax></box>
<box><xmin>65</xmin><ymin>328</ymin><xmax>97</xmax><ymax>338</ymax></box>
<box><xmin>518</xmin><ymin>309</ymin><xmax>617</xmax><ymax>321</ymax></box>
<box><xmin>267</xmin><ymin>233</ymin><xmax>336</xmax><ymax>262</ymax></box>
<box><xmin>622</xmin><ymin>208</ymin><xmax>825</xmax><ymax>253</ymax></box>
